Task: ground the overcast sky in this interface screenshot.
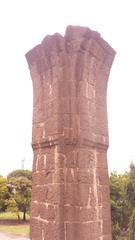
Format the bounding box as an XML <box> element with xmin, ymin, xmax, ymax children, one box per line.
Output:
<box><xmin>0</xmin><ymin>0</ymin><xmax>135</xmax><ymax>176</ymax></box>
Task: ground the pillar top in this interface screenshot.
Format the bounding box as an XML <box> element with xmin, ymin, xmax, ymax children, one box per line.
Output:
<box><xmin>26</xmin><ymin>25</ymin><xmax>116</xmax><ymax>68</ymax></box>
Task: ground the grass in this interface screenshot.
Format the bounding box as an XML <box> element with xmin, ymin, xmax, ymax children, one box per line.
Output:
<box><xmin>0</xmin><ymin>211</ymin><xmax>30</xmax><ymax>220</ymax></box>
<box><xmin>0</xmin><ymin>224</ymin><xmax>29</xmax><ymax>236</ymax></box>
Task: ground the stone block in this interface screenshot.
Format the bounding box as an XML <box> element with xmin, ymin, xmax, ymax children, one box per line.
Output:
<box><xmin>26</xmin><ymin>25</ymin><xmax>115</xmax><ymax>240</ymax></box>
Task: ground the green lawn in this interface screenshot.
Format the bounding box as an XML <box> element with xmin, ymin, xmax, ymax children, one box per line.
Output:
<box><xmin>0</xmin><ymin>211</ymin><xmax>30</xmax><ymax>220</ymax></box>
<box><xmin>0</xmin><ymin>224</ymin><xmax>29</xmax><ymax>236</ymax></box>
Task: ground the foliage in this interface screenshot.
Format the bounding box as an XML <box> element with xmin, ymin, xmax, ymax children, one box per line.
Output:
<box><xmin>110</xmin><ymin>171</ymin><xmax>131</xmax><ymax>239</ymax></box>
<box><xmin>7</xmin><ymin>169</ymin><xmax>32</xmax><ymax>181</ymax></box>
<box><xmin>127</xmin><ymin>163</ymin><xmax>135</xmax><ymax>239</ymax></box>
<box><xmin>7</xmin><ymin>176</ymin><xmax>32</xmax><ymax>220</ymax></box>
<box><xmin>127</xmin><ymin>163</ymin><xmax>135</xmax><ymax>207</ymax></box>
<box><xmin>128</xmin><ymin>209</ymin><xmax>135</xmax><ymax>240</ymax></box>
<box><xmin>110</xmin><ymin>163</ymin><xmax>135</xmax><ymax>239</ymax></box>
<box><xmin>0</xmin><ymin>177</ymin><xmax>10</xmax><ymax>211</ymax></box>
<box><xmin>112</xmin><ymin>222</ymin><xmax>120</xmax><ymax>240</ymax></box>
<box><xmin>15</xmin><ymin>176</ymin><xmax>31</xmax><ymax>220</ymax></box>
<box><xmin>0</xmin><ymin>169</ymin><xmax>32</xmax><ymax>221</ymax></box>
<box><xmin>6</xmin><ymin>198</ymin><xmax>20</xmax><ymax>220</ymax></box>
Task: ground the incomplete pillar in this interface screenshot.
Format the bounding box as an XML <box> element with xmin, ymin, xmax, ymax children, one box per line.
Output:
<box><xmin>26</xmin><ymin>26</ymin><xmax>115</xmax><ymax>240</ymax></box>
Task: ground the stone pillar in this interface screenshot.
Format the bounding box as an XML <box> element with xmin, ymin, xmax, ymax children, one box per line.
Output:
<box><xmin>26</xmin><ymin>26</ymin><xmax>115</xmax><ymax>240</ymax></box>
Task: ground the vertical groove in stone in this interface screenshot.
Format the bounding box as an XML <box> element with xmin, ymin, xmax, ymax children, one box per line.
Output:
<box><xmin>26</xmin><ymin>25</ymin><xmax>115</xmax><ymax>240</ymax></box>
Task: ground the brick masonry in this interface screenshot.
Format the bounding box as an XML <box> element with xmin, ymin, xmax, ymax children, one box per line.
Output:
<box><xmin>26</xmin><ymin>26</ymin><xmax>115</xmax><ymax>240</ymax></box>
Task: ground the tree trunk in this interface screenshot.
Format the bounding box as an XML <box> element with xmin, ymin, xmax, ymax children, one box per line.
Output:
<box><xmin>23</xmin><ymin>211</ymin><xmax>26</xmax><ymax>221</ymax></box>
<box><xmin>17</xmin><ymin>213</ymin><xmax>20</xmax><ymax>222</ymax></box>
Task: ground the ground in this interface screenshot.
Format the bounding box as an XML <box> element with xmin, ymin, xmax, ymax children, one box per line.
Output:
<box><xmin>0</xmin><ymin>232</ymin><xmax>29</xmax><ymax>239</ymax></box>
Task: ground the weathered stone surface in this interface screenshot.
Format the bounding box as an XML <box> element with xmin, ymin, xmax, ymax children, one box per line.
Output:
<box><xmin>26</xmin><ymin>25</ymin><xmax>115</xmax><ymax>240</ymax></box>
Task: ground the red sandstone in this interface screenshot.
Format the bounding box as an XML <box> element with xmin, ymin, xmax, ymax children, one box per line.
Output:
<box><xmin>26</xmin><ymin>25</ymin><xmax>115</xmax><ymax>240</ymax></box>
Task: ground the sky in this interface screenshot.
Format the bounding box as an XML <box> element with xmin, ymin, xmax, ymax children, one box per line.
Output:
<box><xmin>0</xmin><ymin>0</ymin><xmax>135</xmax><ymax>176</ymax></box>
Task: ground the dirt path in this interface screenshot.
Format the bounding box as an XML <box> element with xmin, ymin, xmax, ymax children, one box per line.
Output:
<box><xmin>0</xmin><ymin>232</ymin><xmax>29</xmax><ymax>239</ymax></box>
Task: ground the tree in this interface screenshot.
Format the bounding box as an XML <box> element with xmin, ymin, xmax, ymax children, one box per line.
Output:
<box><xmin>15</xmin><ymin>176</ymin><xmax>32</xmax><ymax>221</ymax></box>
<box><xmin>112</xmin><ymin>222</ymin><xmax>120</xmax><ymax>240</ymax></box>
<box><xmin>128</xmin><ymin>209</ymin><xmax>135</xmax><ymax>240</ymax></box>
<box><xmin>6</xmin><ymin>169</ymin><xmax>32</xmax><ymax>221</ymax></box>
<box><xmin>110</xmin><ymin>172</ymin><xmax>130</xmax><ymax>239</ymax></box>
<box><xmin>127</xmin><ymin>163</ymin><xmax>135</xmax><ymax>208</ymax></box>
<box><xmin>7</xmin><ymin>176</ymin><xmax>32</xmax><ymax>221</ymax></box>
<box><xmin>0</xmin><ymin>176</ymin><xmax>10</xmax><ymax>211</ymax></box>
<box><xmin>7</xmin><ymin>169</ymin><xmax>32</xmax><ymax>181</ymax></box>
<box><xmin>126</xmin><ymin>163</ymin><xmax>135</xmax><ymax>239</ymax></box>
<box><xmin>6</xmin><ymin>198</ymin><xmax>20</xmax><ymax>220</ymax></box>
